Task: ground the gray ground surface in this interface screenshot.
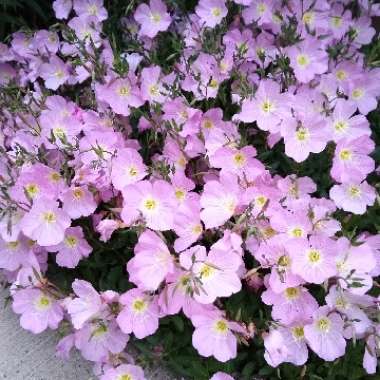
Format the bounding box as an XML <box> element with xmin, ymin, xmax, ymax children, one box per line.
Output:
<box><xmin>0</xmin><ymin>287</ymin><xmax>175</xmax><ymax>380</ymax></box>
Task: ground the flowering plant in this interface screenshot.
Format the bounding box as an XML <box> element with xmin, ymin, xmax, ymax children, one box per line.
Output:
<box><xmin>1</xmin><ymin>0</ymin><xmax>380</xmax><ymax>379</ymax></box>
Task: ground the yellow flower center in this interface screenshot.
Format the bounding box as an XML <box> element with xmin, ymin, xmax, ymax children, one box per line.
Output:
<box><xmin>65</xmin><ymin>235</ymin><xmax>78</xmax><ymax>248</ymax></box>
<box><xmin>277</xmin><ymin>254</ymin><xmax>290</xmax><ymax>267</ymax></box>
<box><xmin>352</xmin><ymin>88</ymin><xmax>364</xmax><ymax>100</ymax></box>
<box><xmin>53</xmin><ymin>127</ymin><xmax>66</xmax><ymax>139</ymax></box>
<box><xmin>316</xmin><ymin>317</ymin><xmax>330</xmax><ymax>332</ymax></box>
<box><xmin>263</xmin><ymin>226</ymin><xmax>276</xmax><ymax>238</ymax></box>
<box><xmin>118</xmin><ymin>375</ymin><xmax>132</xmax><ymax>380</ymax></box>
<box><xmin>144</xmin><ymin>198</ymin><xmax>157</xmax><ymax>211</ymax></box>
<box><xmin>285</xmin><ymin>287</ymin><xmax>300</xmax><ymax>300</ymax></box>
<box><xmin>339</xmin><ymin>149</ymin><xmax>352</xmax><ymax>161</ymax></box>
<box><xmin>255</xmin><ymin>195</ymin><xmax>267</xmax><ymax>207</ymax></box>
<box><xmin>214</xmin><ymin>319</ymin><xmax>228</xmax><ymax>334</ymax></box>
<box><xmin>93</xmin><ymin>324</ymin><xmax>108</xmax><ymax>337</ymax></box>
<box><xmin>150</xmin><ymin>12</ymin><xmax>161</xmax><ymax>23</ymax></box>
<box><xmin>42</xmin><ymin>211</ymin><xmax>56</xmax><ymax>224</ymax></box>
<box><xmin>55</xmin><ymin>69</ymin><xmax>64</xmax><ymax>79</ymax></box>
<box><xmin>302</xmin><ymin>12</ymin><xmax>314</xmax><ymax>25</ymax></box>
<box><xmin>233</xmin><ymin>152</ymin><xmax>246</xmax><ymax>167</ymax></box>
<box><xmin>180</xmin><ymin>275</ymin><xmax>190</xmax><ymax>287</ymax></box>
<box><xmin>335</xmin><ymin>70</ymin><xmax>347</xmax><ymax>81</ymax></box>
<box><xmin>261</xmin><ymin>100</ymin><xmax>274</xmax><ymax>113</ymax></box>
<box><xmin>308</xmin><ymin>249</ymin><xmax>321</xmax><ymax>263</ymax></box>
<box><xmin>132</xmin><ymin>298</ymin><xmax>147</xmax><ymax>313</ymax></box>
<box><xmin>290</xmin><ymin>227</ymin><xmax>304</xmax><ymax>238</ymax></box>
<box><xmin>334</xmin><ymin>120</ymin><xmax>348</xmax><ymax>133</ymax></box>
<box><xmin>25</xmin><ymin>183</ymin><xmax>39</xmax><ymax>198</ymax></box>
<box><xmin>331</xmin><ymin>16</ymin><xmax>342</xmax><ymax>28</ymax></box>
<box><xmin>296</xmin><ymin>54</ymin><xmax>310</xmax><ymax>67</ymax></box>
<box><xmin>6</xmin><ymin>241</ymin><xmax>19</xmax><ymax>249</ymax></box>
<box><xmin>348</xmin><ymin>185</ymin><xmax>361</xmax><ymax>198</ymax></box>
<box><xmin>177</xmin><ymin>156</ymin><xmax>187</xmax><ymax>168</ymax></box>
<box><xmin>73</xmin><ymin>188</ymin><xmax>84</xmax><ymax>199</ymax></box>
<box><xmin>295</xmin><ymin>127</ymin><xmax>309</xmax><ymax>141</ymax></box>
<box><xmin>209</xmin><ymin>78</ymin><xmax>218</xmax><ymax>88</ymax></box>
<box><xmin>200</xmin><ymin>264</ymin><xmax>215</xmax><ymax>279</ymax></box>
<box><xmin>192</xmin><ymin>224</ymin><xmax>203</xmax><ymax>235</ymax></box>
<box><xmin>128</xmin><ymin>166</ymin><xmax>138</xmax><ymax>177</ymax></box>
<box><xmin>149</xmin><ymin>84</ymin><xmax>159</xmax><ymax>96</ymax></box>
<box><xmin>257</xmin><ymin>3</ymin><xmax>266</xmax><ymax>14</ymax></box>
<box><xmin>292</xmin><ymin>326</ymin><xmax>305</xmax><ymax>339</ymax></box>
<box><xmin>118</xmin><ymin>86</ymin><xmax>130</xmax><ymax>96</ymax></box>
<box><xmin>36</xmin><ymin>295</ymin><xmax>51</xmax><ymax>310</ymax></box>
<box><xmin>88</xmin><ymin>4</ymin><xmax>98</xmax><ymax>15</ymax></box>
<box><xmin>211</xmin><ymin>7</ymin><xmax>221</xmax><ymax>17</ymax></box>
<box><xmin>49</xmin><ymin>172</ymin><xmax>61</xmax><ymax>182</ymax></box>
<box><xmin>335</xmin><ymin>296</ymin><xmax>348</xmax><ymax>309</ymax></box>
<box><xmin>289</xmin><ymin>184</ymin><xmax>299</xmax><ymax>197</ymax></box>
<box><xmin>175</xmin><ymin>188</ymin><xmax>186</xmax><ymax>201</ymax></box>
<box><xmin>202</xmin><ymin>119</ymin><xmax>214</xmax><ymax>129</ymax></box>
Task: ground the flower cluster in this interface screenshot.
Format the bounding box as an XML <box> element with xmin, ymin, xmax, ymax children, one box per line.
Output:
<box><xmin>0</xmin><ymin>0</ymin><xmax>379</xmax><ymax>379</ymax></box>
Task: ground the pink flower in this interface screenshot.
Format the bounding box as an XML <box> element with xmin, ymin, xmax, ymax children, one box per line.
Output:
<box><xmin>140</xmin><ymin>65</ymin><xmax>166</xmax><ymax>103</ymax></box>
<box><xmin>277</xmin><ymin>175</ymin><xmax>316</xmax><ymax>201</ymax></box>
<box><xmin>233</xmin><ymin>80</ymin><xmax>290</xmax><ymax>132</ymax></box>
<box><xmin>287</xmin><ymin>40</ymin><xmax>328</xmax><ymax>83</ymax></box>
<box><xmin>351</xmin><ymin>16</ymin><xmax>376</xmax><ymax>46</ymax></box>
<box><xmin>195</xmin><ymin>0</ymin><xmax>228</xmax><ymax>28</ymax></box>
<box><xmin>262</xmin><ymin>286</ymin><xmax>318</xmax><ymax>325</ymax></box>
<box><xmin>289</xmin><ymin>235</ymin><xmax>337</xmax><ymax>284</ymax></box>
<box><xmin>61</xmin><ymin>186</ymin><xmax>97</xmax><ymax>219</ymax></box>
<box><xmin>173</xmin><ymin>199</ymin><xmax>203</xmax><ymax>252</ymax></box>
<box><xmin>190</xmin><ymin>243</ymin><xmax>242</xmax><ymax>304</ymax></box>
<box><xmin>66</xmin><ymin>279</ymin><xmax>103</xmax><ymax>329</ymax></box>
<box><xmin>325</xmin><ymin>286</ymin><xmax>372</xmax><ymax>338</ymax></box>
<box><xmin>329</xmin><ymin>99</ymin><xmax>370</xmax><ymax>142</ymax></box>
<box><xmin>68</xmin><ymin>16</ymin><xmax>101</xmax><ymax>44</ymax></box>
<box><xmin>96</xmin><ymin>219</ymin><xmax>120</xmax><ymax>242</ymax></box>
<box><xmin>278</xmin><ymin>322</ymin><xmax>309</xmax><ymax>365</ymax></box>
<box><xmin>48</xmin><ymin>226</ymin><xmax>92</xmax><ymax>268</ymax></box>
<box><xmin>348</xmin><ymin>78</ymin><xmax>379</xmax><ymax>115</ymax></box>
<box><xmin>53</xmin><ymin>0</ymin><xmax>72</xmax><ymax>19</ymax></box>
<box><xmin>73</xmin><ymin>0</ymin><xmax>108</xmax><ymax>22</ymax></box>
<box><xmin>363</xmin><ymin>326</ymin><xmax>380</xmax><ymax>374</ymax></box>
<box><xmin>282</xmin><ymin>114</ymin><xmax>330</xmax><ymax>163</ymax></box>
<box><xmin>331</xmin><ymin>136</ymin><xmax>375</xmax><ymax>183</ymax></box>
<box><xmin>263</xmin><ymin>329</ymin><xmax>289</xmax><ymax>367</ymax></box>
<box><xmin>97</xmin><ymin>77</ymin><xmax>143</xmax><ymax>117</ymax></box>
<box><xmin>100</xmin><ymin>364</ymin><xmax>146</xmax><ymax>380</ymax></box>
<box><xmin>329</xmin><ymin>181</ymin><xmax>376</xmax><ymax>214</ymax></box>
<box><xmin>10</xmin><ymin>163</ymin><xmax>64</xmax><ymax>204</ymax></box>
<box><xmin>39</xmin><ymin>56</ymin><xmax>70</xmax><ymax>90</ymax></box>
<box><xmin>75</xmin><ymin>320</ymin><xmax>129</xmax><ymax>362</ymax></box>
<box><xmin>192</xmin><ymin>309</ymin><xmax>242</xmax><ymax>362</ymax></box>
<box><xmin>12</xmin><ymin>288</ymin><xmax>63</xmax><ymax>334</ymax></box>
<box><xmin>20</xmin><ymin>198</ymin><xmax>71</xmax><ymax>246</ymax></box>
<box><xmin>210</xmin><ymin>373</ymin><xmax>235</xmax><ymax>380</ymax></box>
<box><xmin>0</xmin><ymin>235</ymin><xmax>30</xmax><ymax>271</ymax></box>
<box><xmin>200</xmin><ymin>174</ymin><xmax>241</xmax><ymax>229</ymax></box>
<box><xmin>121</xmin><ymin>180</ymin><xmax>176</xmax><ymax>231</ymax></box>
<box><xmin>242</xmin><ymin>1</ymin><xmax>275</xmax><ymax>26</ymax></box>
<box><xmin>111</xmin><ymin>148</ymin><xmax>147</xmax><ymax>191</ymax></box>
<box><xmin>39</xmin><ymin>110</ymin><xmax>82</xmax><ymax>147</ymax></box>
<box><xmin>209</xmin><ymin>146</ymin><xmax>265</xmax><ymax>181</ymax></box>
<box><xmin>116</xmin><ymin>289</ymin><xmax>159</xmax><ymax>339</ymax></box>
<box><xmin>334</xmin><ymin>237</ymin><xmax>376</xmax><ymax>294</ymax></box>
<box><xmin>127</xmin><ymin>230</ymin><xmax>174</xmax><ymax>291</ymax></box>
<box><xmin>304</xmin><ymin>306</ymin><xmax>346</xmax><ymax>361</ymax></box>
<box><xmin>134</xmin><ymin>0</ymin><xmax>172</xmax><ymax>38</ymax></box>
